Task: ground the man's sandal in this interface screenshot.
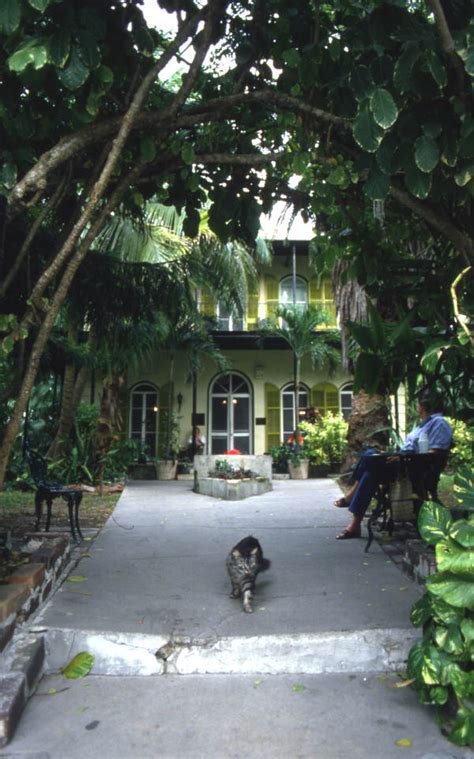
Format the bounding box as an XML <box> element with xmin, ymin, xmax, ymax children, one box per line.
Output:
<box><xmin>336</xmin><ymin>529</ymin><xmax>361</xmax><ymax>540</ymax></box>
<box><xmin>334</xmin><ymin>497</ymin><xmax>348</xmax><ymax>508</ymax></box>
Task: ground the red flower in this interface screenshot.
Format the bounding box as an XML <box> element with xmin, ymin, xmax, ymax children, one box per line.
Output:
<box><xmin>224</xmin><ymin>448</ymin><xmax>241</xmax><ymax>455</ymax></box>
<box><xmin>287</xmin><ymin>436</ymin><xmax>304</xmax><ymax>445</ymax></box>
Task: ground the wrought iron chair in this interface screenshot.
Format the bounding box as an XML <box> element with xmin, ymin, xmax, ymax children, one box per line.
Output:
<box><xmin>24</xmin><ymin>440</ymin><xmax>83</xmax><ymax>542</ymax></box>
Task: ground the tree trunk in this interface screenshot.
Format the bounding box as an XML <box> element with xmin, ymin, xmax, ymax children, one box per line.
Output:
<box><xmin>93</xmin><ymin>374</ymin><xmax>124</xmax><ymax>494</ymax></box>
<box><xmin>47</xmin><ymin>364</ymin><xmax>88</xmax><ymax>459</ymax></box>
<box><xmin>343</xmin><ymin>390</ymin><xmax>391</xmax><ymax>470</ymax></box>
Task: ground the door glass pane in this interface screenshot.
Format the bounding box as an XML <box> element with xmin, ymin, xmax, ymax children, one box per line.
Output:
<box><xmin>212</xmin><ymin>397</ymin><xmax>228</xmax><ymax>431</ymax></box>
<box><xmin>211</xmin><ymin>437</ymin><xmax>228</xmax><ymax>454</ymax></box>
<box><xmin>233</xmin><ymin>397</ymin><xmax>249</xmax><ymax>432</ymax></box>
<box><xmin>232</xmin><ymin>376</ymin><xmax>249</xmax><ymax>393</ymax></box>
<box><xmin>131</xmin><ymin>408</ymin><xmax>142</xmax><ymax>433</ymax></box>
<box><xmin>214</xmin><ymin>375</ymin><xmax>230</xmax><ymax>393</ymax></box>
<box><xmin>234</xmin><ymin>435</ymin><xmax>250</xmax><ymax>454</ymax></box>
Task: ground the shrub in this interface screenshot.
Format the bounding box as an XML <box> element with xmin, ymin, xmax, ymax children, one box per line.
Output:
<box><xmin>407</xmin><ymin>490</ymin><xmax>474</xmax><ymax>746</ymax></box>
<box><xmin>299</xmin><ymin>412</ymin><xmax>348</xmax><ymax>465</ymax></box>
<box><xmin>446</xmin><ymin>417</ymin><xmax>474</xmax><ymax>470</ymax></box>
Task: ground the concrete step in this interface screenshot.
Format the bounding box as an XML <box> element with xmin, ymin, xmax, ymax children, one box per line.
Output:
<box><xmin>40</xmin><ymin>626</ymin><xmax>419</xmax><ymax>677</ymax></box>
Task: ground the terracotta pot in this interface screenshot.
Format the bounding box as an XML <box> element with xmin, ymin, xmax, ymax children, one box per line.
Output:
<box><xmin>288</xmin><ymin>459</ymin><xmax>309</xmax><ymax>479</ymax></box>
<box><xmin>157</xmin><ymin>460</ymin><xmax>177</xmax><ymax>480</ymax></box>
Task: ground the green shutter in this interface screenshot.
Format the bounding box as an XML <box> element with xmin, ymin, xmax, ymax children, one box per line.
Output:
<box><xmin>265</xmin><ymin>382</ymin><xmax>281</xmax><ymax>450</ymax></box>
<box><xmin>158</xmin><ymin>382</ymin><xmax>171</xmax><ymax>456</ymax></box>
<box><xmin>246</xmin><ymin>287</ymin><xmax>259</xmax><ymax>331</ymax></box>
<box><xmin>265</xmin><ymin>276</ymin><xmax>279</xmax><ymax>318</ymax></box>
<box><xmin>309</xmin><ymin>277</ymin><xmax>336</xmax><ymax>328</ymax></box>
<box><xmin>200</xmin><ymin>288</ymin><xmax>216</xmax><ymax>318</ymax></box>
<box><xmin>311</xmin><ymin>383</ymin><xmax>339</xmax><ymax>415</ymax></box>
<box><xmin>309</xmin><ymin>278</ymin><xmax>323</xmax><ymax>303</ymax></box>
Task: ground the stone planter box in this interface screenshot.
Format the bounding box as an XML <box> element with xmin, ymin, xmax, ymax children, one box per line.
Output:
<box><xmin>194</xmin><ymin>477</ymin><xmax>272</xmax><ymax>500</ymax></box>
<box><xmin>194</xmin><ymin>454</ymin><xmax>272</xmax><ymax>480</ymax></box>
<box><xmin>157</xmin><ymin>461</ymin><xmax>177</xmax><ymax>480</ymax></box>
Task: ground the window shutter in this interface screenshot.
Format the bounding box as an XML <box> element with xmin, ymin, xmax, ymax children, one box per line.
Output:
<box><xmin>200</xmin><ymin>288</ymin><xmax>216</xmax><ymax>318</ymax></box>
<box><xmin>246</xmin><ymin>287</ymin><xmax>259</xmax><ymax>331</ymax></box>
<box><xmin>265</xmin><ymin>382</ymin><xmax>281</xmax><ymax>450</ymax></box>
<box><xmin>309</xmin><ymin>277</ymin><xmax>336</xmax><ymax>327</ymax></box>
<box><xmin>265</xmin><ymin>276</ymin><xmax>279</xmax><ymax>318</ymax></box>
<box><xmin>158</xmin><ymin>383</ymin><xmax>170</xmax><ymax>456</ymax></box>
<box><xmin>311</xmin><ymin>383</ymin><xmax>339</xmax><ymax>415</ymax></box>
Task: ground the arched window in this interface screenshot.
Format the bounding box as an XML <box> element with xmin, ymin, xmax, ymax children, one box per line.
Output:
<box><xmin>340</xmin><ymin>383</ymin><xmax>353</xmax><ymax>420</ymax></box>
<box><xmin>280</xmin><ymin>275</ymin><xmax>308</xmax><ymax>309</ymax></box>
<box><xmin>281</xmin><ymin>382</ymin><xmax>309</xmax><ymax>441</ymax></box>
<box><xmin>129</xmin><ymin>383</ymin><xmax>158</xmax><ymax>456</ymax></box>
<box><xmin>216</xmin><ymin>301</ymin><xmax>244</xmax><ymax>331</ymax></box>
<box><xmin>210</xmin><ymin>372</ymin><xmax>252</xmax><ymax>454</ymax></box>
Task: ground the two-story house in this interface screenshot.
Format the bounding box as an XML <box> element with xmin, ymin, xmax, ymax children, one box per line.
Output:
<box><xmin>126</xmin><ymin>239</ymin><xmax>355</xmax><ymax>457</ymax></box>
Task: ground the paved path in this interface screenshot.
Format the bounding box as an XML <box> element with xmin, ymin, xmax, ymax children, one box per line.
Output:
<box><xmin>3</xmin><ymin>479</ymin><xmax>468</xmax><ymax>758</ymax></box>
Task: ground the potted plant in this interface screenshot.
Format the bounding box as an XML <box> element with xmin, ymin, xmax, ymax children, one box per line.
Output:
<box><xmin>287</xmin><ymin>445</ymin><xmax>310</xmax><ymax>479</ymax></box>
<box><xmin>269</xmin><ymin>443</ymin><xmax>292</xmax><ymax>474</ymax></box>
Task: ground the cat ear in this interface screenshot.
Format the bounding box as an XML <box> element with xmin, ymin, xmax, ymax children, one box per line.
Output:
<box><xmin>250</xmin><ymin>547</ymin><xmax>258</xmax><ymax>555</ymax></box>
<box><xmin>232</xmin><ymin>550</ymin><xmax>241</xmax><ymax>558</ymax></box>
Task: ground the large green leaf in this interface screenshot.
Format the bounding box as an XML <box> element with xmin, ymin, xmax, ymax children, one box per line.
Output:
<box><xmin>441</xmin><ymin>131</ymin><xmax>458</xmax><ymax>167</ymax></box>
<box><xmin>57</xmin><ymin>46</ymin><xmax>90</xmax><ymax>90</ymax></box>
<box><xmin>48</xmin><ymin>30</ymin><xmax>71</xmax><ymax>68</ymax></box>
<box><xmin>434</xmin><ymin>623</ymin><xmax>464</xmax><ymax>655</ymax></box>
<box><xmin>364</xmin><ymin>161</ymin><xmax>389</xmax><ymax>199</ymax></box>
<box><xmin>427</xmin><ymin>572</ymin><xmax>474</xmax><ymax>610</ymax></box>
<box><xmin>449</xmin><ymin>708</ymin><xmax>474</xmax><ymax>746</ymax></box>
<box><xmin>393</xmin><ymin>43</ymin><xmax>420</xmax><ymax>92</ymax></box>
<box><xmin>436</xmin><ymin>539</ymin><xmax>473</xmax><ymax>574</ymax></box>
<box><xmin>404</xmin><ymin>160</ymin><xmax>432</xmax><ymax>199</ymax></box>
<box><xmin>62</xmin><ymin>652</ymin><xmax>95</xmax><ymax>679</ymax></box>
<box><xmin>454</xmin><ymin>163</ymin><xmax>474</xmax><ymax>187</ymax></box>
<box><xmin>8</xmin><ymin>40</ymin><xmax>48</xmax><ymax>72</ymax></box>
<box><xmin>449</xmin><ymin>520</ymin><xmax>474</xmax><ymax>549</ymax></box>
<box><xmin>420</xmin><ymin>339</ymin><xmax>446</xmax><ymax>372</ymax></box>
<box><xmin>349</xmin><ymin>65</ymin><xmax>375</xmax><ymax>102</ymax></box>
<box><xmin>431</xmin><ymin>597</ymin><xmax>465</xmax><ymax>626</ymax></box>
<box><xmin>353</xmin><ymin>103</ymin><xmax>384</xmax><ymax>153</ymax></box>
<box><xmin>461</xmin><ymin>618</ymin><xmax>474</xmax><ymax>645</ymax></box>
<box><xmin>426</xmin><ymin>50</ymin><xmax>447</xmax><ymax>88</ymax></box>
<box><xmin>370</xmin><ymin>88</ymin><xmax>398</xmax><ymax>129</ymax></box>
<box><xmin>464</xmin><ymin>44</ymin><xmax>474</xmax><ymax>77</ymax></box>
<box><xmin>415</xmin><ymin>135</ymin><xmax>440</xmax><ymax>173</ymax></box>
<box><xmin>410</xmin><ymin>593</ymin><xmax>432</xmax><ymax>627</ymax></box>
<box><xmin>0</xmin><ymin>0</ymin><xmax>21</xmax><ymax>34</ymax></box>
<box><xmin>28</xmin><ymin>0</ymin><xmax>51</xmax><ymax>10</ymax></box>
<box><xmin>418</xmin><ymin>500</ymin><xmax>453</xmax><ymax>545</ymax></box>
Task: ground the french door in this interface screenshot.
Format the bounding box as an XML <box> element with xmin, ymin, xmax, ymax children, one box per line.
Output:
<box><xmin>210</xmin><ymin>373</ymin><xmax>252</xmax><ymax>454</ymax></box>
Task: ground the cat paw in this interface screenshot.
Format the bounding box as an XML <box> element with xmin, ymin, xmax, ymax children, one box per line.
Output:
<box><xmin>243</xmin><ymin>604</ymin><xmax>253</xmax><ymax>613</ymax></box>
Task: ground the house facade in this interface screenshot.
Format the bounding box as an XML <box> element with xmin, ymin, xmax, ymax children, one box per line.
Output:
<box><xmin>125</xmin><ymin>241</ymin><xmax>357</xmax><ymax>458</ymax></box>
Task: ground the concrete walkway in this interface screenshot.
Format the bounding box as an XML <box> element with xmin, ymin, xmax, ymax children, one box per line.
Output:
<box><xmin>3</xmin><ymin>479</ymin><xmax>469</xmax><ymax>758</ymax></box>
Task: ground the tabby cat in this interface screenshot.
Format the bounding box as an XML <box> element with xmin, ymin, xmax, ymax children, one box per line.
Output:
<box><xmin>226</xmin><ymin>535</ymin><xmax>271</xmax><ymax>613</ymax></box>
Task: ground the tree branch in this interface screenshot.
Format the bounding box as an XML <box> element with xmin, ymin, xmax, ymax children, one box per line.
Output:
<box><xmin>428</xmin><ymin>0</ymin><xmax>467</xmax><ymax>99</ymax></box>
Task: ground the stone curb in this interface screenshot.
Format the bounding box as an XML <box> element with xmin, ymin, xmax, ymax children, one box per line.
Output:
<box><xmin>0</xmin><ymin>635</ymin><xmax>45</xmax><ymax>748</ymax></box>
<box><xmin>40</xmin><ymin>626</ymin><xmax>419</xmax><ymax>678</ymax></box>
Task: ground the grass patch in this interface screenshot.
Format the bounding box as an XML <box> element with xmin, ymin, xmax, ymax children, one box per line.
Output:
<box><xmin>0</xmin><ymin>490</ymin><xmax>121</xmax><ymax>536</ymax></box>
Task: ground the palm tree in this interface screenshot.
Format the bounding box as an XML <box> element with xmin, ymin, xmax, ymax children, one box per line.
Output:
<box><xmin>259</xmin><ymin>304</ymin><xmax>340</xmax><ymax>443</ymax></box>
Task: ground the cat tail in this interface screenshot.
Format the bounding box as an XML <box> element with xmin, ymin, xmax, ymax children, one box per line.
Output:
<box><xmin>260</xmin><ymin>558</ymin><xmax>271</xmax><ymax>572</ymax></box>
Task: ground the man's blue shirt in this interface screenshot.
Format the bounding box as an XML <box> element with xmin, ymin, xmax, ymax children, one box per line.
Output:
<box><xmin>401</xmin><ymin>413</ymin><xmax>452</xmax><ymax>453</ymax></box>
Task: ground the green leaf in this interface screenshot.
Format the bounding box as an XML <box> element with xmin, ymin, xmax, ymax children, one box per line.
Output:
<box><xmin>57</xmin><ymin>46</ymin><xmax>90</xmax><ymax>90</ymax></box>
<box><xmin>426</xmin><ymin>50</ymin><xmax>447</xmax><ymax>88</ymax></box>
<box><xmin>422</xmin><ymin>122</ymin><xmax>442</xmax><ymax>139</ymax></box>
<box><xmin>291</xmin><ymin>684</ymin><xmax>306</xmax><ymax>692</ymax></box>
<box><xmin>62</xmin><ymin>652</ymin><xmax>94</xmax><ymax>679</ymax></box>
<box><xmin>450</xmin><ymin>669</ymin><xmax>474</xmax><ymax>700</ymax></box>
<box><xmin>75</xmin><ymin>30</ymin><xmax>101</xmax><ymax>70</ymax></box>
<box><xmin>28</xmin><ymin>0</ymin><xmax>50</xmax><ymax>10</ymax></box>
<box><xmin>410</xmin><ymin>593</ymin><xmax>432</xmax><ymax>627</ymax></box>
<box><xmin>431</xmin><ymin>597</ymin><xmax>465</xmax><ymax>626</ymax></box>
<box><xmin>449</xmin><ymin>520</ymin><xmax>474</xmax><ymax>548</ymax></box>
<box><xmin>393</xmin><ymin>43</ymin><xmax>420</xmax><ymax>93</ymax></box>
<box><xmin>370</xmin><ymin>88</ymin><xmax>398</xmax><ymax>129</ymax></box>
<box><xmin>181</xmin><ymin>143</ymin><xmax>195</xmax><ymax>165</ymax></box>
<box><xmin>465</xmin><ymin>45</ymin><xmax>474</xmax><ymax>77</ymax></box>
<box><xmin>441</xmin><ymin>132</ymin><xmax>458</xmax><ymax>167</ymax></box>
<box><xmin>418</xmin><ymin>500</ymin><xmax>453</xmax><ymax>546</ymax></box>
<box><xmin>48</xmin><ymin>30</ymin><xmax>71</xmax><ymax>68</ymax></box>
<box><xmin>353</xmin><ymin>353</ymin><xmax>383</xmax><ymax>394</ymax></box>
<box><xmin>433</xmin><ymin>623</ymin><xmax>464</xmax><ymax>655</ymax></box>
<box><xmin>0</xmin><ymin>163</ymin><xmax>18</xmax><ymax>189</ymax></box>
<box><xmin>414</xmin><ymin>135</ymin><xmax>440</xmax><ymax>173</ymax></box>
<box><xmin>96</xmin><ymin>65</ymin><xmax>114</xmax><ymax>89</ymax></box>
<box><xmin>449</xmin><ymin>708</ymin><xmax>474</xmax><ymax>746</ymax></box>
<box><xmin>364</xmin><ymin>162</ymin><xmax>389</xmax><ymax>199</ymax></box>
<box><xmin>436</xmin><ymin>539</ymin><xmax>473</xmax><ymax>574</ymax></box>
<box><xmin>454</xmin><ymin>163</ymin><xmax>474</xmax><ymax>187</ymax></box>
<box><xmin>0</xmin><ymin>0</ymin><xmax>21</xmax><ymax>34</ymax></box>
<box><xmin>353</xmin><ymin>103</ymin><xmax>384</xmax><ymax>153</ymax></box>
<box><xmin>326</xmin><ymin>166</ymin><xmax>350</xmax><ymax>188</ymax></box>
<box><xmin>420</xmin><ymin>339</ymin><xmax>446</xmax><ymax>372</ymax></box>
<box><xmin>461</xmin><ymin>617</ymin><xmax>474</xmax><ymax>644</ymax></box>
<box><xmin>66</xmin><ymin>575</ymin><xmax>87</xmax><ymax>583</ymax></box>
<box><xmin>350</xmin><ymin>66</ymin><xmax>375</xmax><ymax>102</ymax></box>
<box><xmin>8</xmin><ymin>40</ymin><xmax>48</xmax><ymax>72</ymax></box>
<box><xmin>282</xmin><ymin>49</ymin><xmax>300</xmax><ymax>68</ymax></box>
<box><xmin>427</xmin><ymin>572</ymin><xmax>474</xmax><ymax>610</ymax></box>
<box><xmin>404</xmin><ymin>161</ymin><xmax>432</xmax><ymax>199</ymax></box>
<box><xmin>140</xmin><ymin>136</ymin><xmax>156</xmax><ymax>163</ymax></box>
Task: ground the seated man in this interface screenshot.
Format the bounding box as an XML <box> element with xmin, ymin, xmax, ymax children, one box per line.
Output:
<box><xmin>188</xmin><ymin>426</ymin><xmax>206</xmax><ymax>456</ymax></box>
<box><xmin>334</xmin><ymin>394</ymin><xmax>452</xmax><ymax>540</ymax></box>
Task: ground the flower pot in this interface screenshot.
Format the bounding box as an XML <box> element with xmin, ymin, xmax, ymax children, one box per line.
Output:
<box><xmin>288</xmin><ymin>459</ymin><xmax>309</xmax><ymax>479</ymax></box>
<box><xmin>157</xmin><ymin>460</ymin><xmax>177</xmax><ymax>480</ymax></box>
